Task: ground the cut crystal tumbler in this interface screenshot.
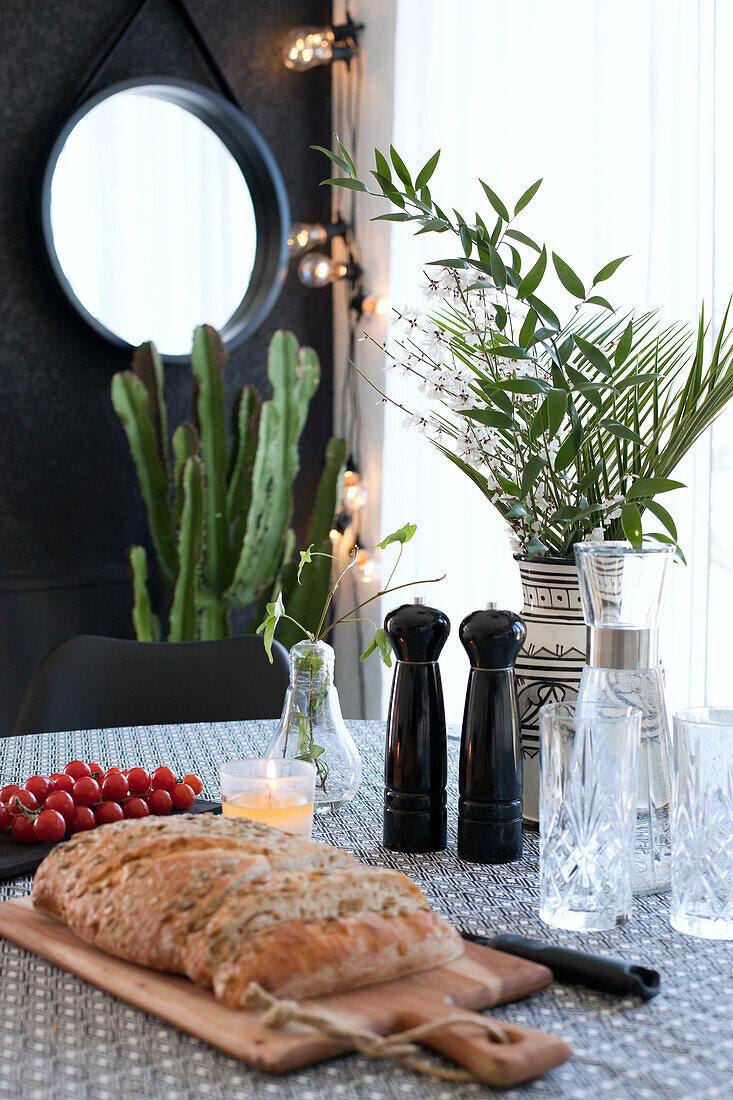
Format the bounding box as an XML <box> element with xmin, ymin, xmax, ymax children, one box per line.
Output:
<box><xmin>671</xmin><ymin>708</ymin><xmax>733</xmax><ymax>939</ymax></box>
<box><xmin>266</xmin><ymin>640</ymin><xmax>362</xmax><ymax>814</ymax></box>
<box><xmin>539</xmin><ymin>702</ymin><xmax>640</xmax><ymax>931</ymax></box>
<box><xmin>574</xmin><ymin>542</ymin><xmax>673</xmax><ymax>895</ymax></box>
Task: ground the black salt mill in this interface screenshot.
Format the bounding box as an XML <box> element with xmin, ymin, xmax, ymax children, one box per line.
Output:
<box><xmin>458</xmin><ymin>605</ymin><xmax>526</xmax><ymax>863</ymax></box>
<box><xmin>383</xmin><ymin>599</ymin><xmax>450</xmax><ymax>853</ymax></box>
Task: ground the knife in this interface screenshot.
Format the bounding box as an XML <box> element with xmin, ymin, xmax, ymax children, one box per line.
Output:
<box><xmin>463</xmin><ymin>931</ymin><xmax>661</xmax><ymax>1000</ymax></box>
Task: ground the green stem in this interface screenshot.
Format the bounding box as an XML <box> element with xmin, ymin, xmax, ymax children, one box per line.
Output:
<box><xmin>384</xmin><ymin>543</ymin><xmax>403</xmax><ymax>592</ymax></box>
<box><xmin>322</xmin><ymin>574</ymin><xmax>446</xmax><ymax>638</ymax></box>
<box><xmin>282</xmin><ymin>612</ymin><xmax>313</xmax><ymax>640</ymax></box>
<box><xmin>314</xmin><ymin>552</ymin><xmax>359</xmax><ymax>640</ymax></box>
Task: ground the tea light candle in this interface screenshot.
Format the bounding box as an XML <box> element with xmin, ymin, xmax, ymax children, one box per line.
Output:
<box><xmin>219</xmin><ymin>758</ymin><xmax>316</xmax><ymax>837</ymax></box>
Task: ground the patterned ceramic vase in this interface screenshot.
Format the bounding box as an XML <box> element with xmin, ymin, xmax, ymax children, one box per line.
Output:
<box><xmin>514</xmin><ymin>556</ymin><xmax>586</xmax><ymax>822</ymax></box>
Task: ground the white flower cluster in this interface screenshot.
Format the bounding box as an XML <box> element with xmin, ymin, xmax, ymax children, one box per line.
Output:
<box><xmin>418</xmin><ymin>364</ymin><xmax>474</xmax><ymax>410</ymax></box>
<box><xmin>373</xmin><ymin>265</ymin><xmax>623</xmax><ymax>554</ymax></box>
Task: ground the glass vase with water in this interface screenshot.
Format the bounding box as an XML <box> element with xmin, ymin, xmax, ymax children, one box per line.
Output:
<box><xmin>266</xmin><ymin>640</ymin><xmax>362</xmax><ymax>814</ymax></box>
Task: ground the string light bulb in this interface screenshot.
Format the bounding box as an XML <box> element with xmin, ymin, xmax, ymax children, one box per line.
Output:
<box><xmin>287</xmin><ymin>218</ymin><xmax>349</xmax><ymax>258</ymax></box>
<box><xmin>343</xmin><ymin>481</ymin><xmax>367</xmax><ymax>513</ymax></box>
<box><xmin>298</xmin><ymin>252</ymin><xmax>362</xmax><ymax>288</ymax></box>
<box><xmin>349</xmin><ymin>289</ymin><xmax>388</xmax><ymax>317</ymax></box>
<box><xmin>283</xmin><ymin>27</ymin><xmax>336</xmax><ymax>71</ymax></box>
<box><xmin>355</xmin><ymin>548</ymin><xmax>379</xmax><ymax>585</ymax></box>
<box><xmin>329</xmin><ymin>509</ymin><xmax>351</xmax><ymax>542</ymax></box>
<box><xmin>341</xmin><ymin>465</ymin><xmax>367</xmax><ymax>514</ymax></box>
<box><xmin>283</xmin><ymin>15</ymin><xmax>363</xmax><ymax>71</ymax></box>
<box><xmin>362</xmin><ymin>297</ymin><xmax>387</xmax><ymax>316</ymax></box>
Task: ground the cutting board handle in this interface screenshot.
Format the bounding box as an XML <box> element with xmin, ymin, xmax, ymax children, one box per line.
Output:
<box><xmin>398</xmin><ymin>999</ymin><xmax>571</xmax><ymax>1087</ymax></box>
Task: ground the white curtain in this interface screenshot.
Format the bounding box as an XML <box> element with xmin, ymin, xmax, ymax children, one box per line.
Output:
<box><xmin>381</xmin><ymin>0</ymin><xmax>722</xmax><ymax>722</ymax></box>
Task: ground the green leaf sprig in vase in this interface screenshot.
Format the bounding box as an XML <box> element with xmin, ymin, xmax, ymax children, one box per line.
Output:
<box><xmin>258</xmin><ymin>523</ymin><xmax>442</xmax><ymax>812</ymax></box>
<box><xmin>318</xmin><ymin>139</ymin><xmax>733</xmax><ymax>559</ymax></box>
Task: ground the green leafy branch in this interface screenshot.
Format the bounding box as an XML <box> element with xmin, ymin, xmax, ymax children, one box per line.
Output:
<box><xmin>256</xmin><ymin>522</ymin><xmax>441</xmax><ymax>666</ymax></box>
<box><xmin>315</xmin><ymin>138</ymin><xmax>733</xmax><ymax>558</ymax></box>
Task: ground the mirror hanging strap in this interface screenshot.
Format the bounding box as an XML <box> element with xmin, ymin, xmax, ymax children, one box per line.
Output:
<box><xmin>67</xmin><ymin>0</ymin><xmax>242</xmax><ymax>114</ymax></box>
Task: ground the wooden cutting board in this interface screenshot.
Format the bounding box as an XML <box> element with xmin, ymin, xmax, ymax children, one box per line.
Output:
<box><xmin>0</xmin><ymin>898</ymin><xmax>570</xmax><ymax>1087</ymax></box>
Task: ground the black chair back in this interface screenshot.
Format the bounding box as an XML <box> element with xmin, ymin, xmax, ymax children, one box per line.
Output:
<box><xmin>12</xmin><ymin>634</ymin><xmax>289</xmax><ymax>736</ymax></box>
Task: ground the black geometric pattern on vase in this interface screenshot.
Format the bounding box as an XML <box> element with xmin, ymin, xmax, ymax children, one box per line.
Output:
<box><xmin>515</xmin><ymin>557</ymin><xmax>586</xmax><ymax>822</ymax></box>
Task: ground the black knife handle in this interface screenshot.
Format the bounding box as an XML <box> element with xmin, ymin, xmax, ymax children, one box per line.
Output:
<box><xmin>465</xmin><ymin>932</ymin><xmax>661</xmax><ymax>1000</ymax></box>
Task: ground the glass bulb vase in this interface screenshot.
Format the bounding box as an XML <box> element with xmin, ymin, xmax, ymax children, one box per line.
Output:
<box><xmin>574</xmin><ymin>542</ymin><xmax>673</xmax><ymax>895</ymax></box>
<box><xmin>266</xmin><ymin>640</ymin><xmax>362</xmax><ymax>814</ymax></box>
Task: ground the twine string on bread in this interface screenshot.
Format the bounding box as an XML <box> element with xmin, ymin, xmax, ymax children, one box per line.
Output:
<box><xmin>244</xmin><ymin>982</ymin><xmax>511</xmax><ymax>1083</ymax></box>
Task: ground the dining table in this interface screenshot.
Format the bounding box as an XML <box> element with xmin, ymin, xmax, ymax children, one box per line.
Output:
<box><xmin>0</xmin><ymin>718</ymin><xmax>730</xmax><ymax>1100</ymax></box>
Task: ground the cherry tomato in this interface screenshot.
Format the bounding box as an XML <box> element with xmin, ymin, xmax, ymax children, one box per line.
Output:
<box><xmin>0</xmin><ymin>804</ymin><xmax>10</xmax><ymax>830</ymax></box>
<box><xmin>33</xmin><ymin>808</ymin><xmax>66</xmax><ymax>843</ymax></box>
<box><xmin>95</xmin><ymin>801</ymin><xmax>124</xmax><ymax>826</ymax></box>
<box><xmin>171</xmin><ymin>782</ymin><xmax>195</xmax><ymax>810</ymax></box>
<box><xmin>45</xmin><ymin>790</ymin><xmax>75</xmax><ymax>822</ymax></box>
<box><xmin>72</xmin><ymin>777</ymin><xmax>101</xmax><ymax>807</ymax></box>
<box><xmin>147</xmin><ymin>788</ymin><xmax>173</xmax><ymax>815</ymax></box>
<box><xmin>24</xmin><ymin>776</ymin><xmax>50</xmax><ymax>803</ymax></box>
<box><xmin>11</xmin><ymin>815</ymin><xmax>36</xmax><ymax>843</ymax></box>
<box><xmin>64</xmin><ymin>760</ymin><xmax>91</xmax><ymax>780</ymax></box>
<box><xmin>183</xmin><ymin>773</ymin><xmax>203</xmax><ymax>796</ymax></box>
<box><xmin>101</xmin><ymin>772</ymin><xmax>129</xmax><ymax>802</ymax></box>
<box><xmin>127</xmin><ymin>768</ymin><xmax>150</xmax><ymax>797</ymax></box>
<box><xmin>48</xmin><ymin>773</ymin><xmax>74</xmax><ymax>795</ymax></box>
<box><xmin>8</xmin><ymin>790</ymin><xmax>38</xmax><ymax>817</ymax></box>
<box><xmin>123</xmin><ymin>797</ymin><xmax>150</xmax><ymax>819</ymax></box>
<box><xmin>68</xmin><ymin>806</ymin><xmax>96</xmax><ymax>833</ymax></box>
<box><xmin>0</xmin><ymin>784</ymin><xmax>21</xmax><ymax>803</ymax></box>
<box><xmin>88</xmin><ymin>763</ymin><xmax>103</xmax><ymax>778</ymax></box>
<box><xmin>151</xmin><ymin>766</ymin><xmax>177</xmax><ymax>793</ymax></box>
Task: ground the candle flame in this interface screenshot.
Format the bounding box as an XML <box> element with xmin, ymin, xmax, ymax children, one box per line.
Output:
<box><xmin>266</xmin><ymin>758</ymin><xmax>277</xmax><ymax>801</ymax></box>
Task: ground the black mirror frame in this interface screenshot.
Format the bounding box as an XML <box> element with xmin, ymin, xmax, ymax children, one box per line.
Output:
<box><xmin>40</xmin><ymin>78</ymin><xmax>291</xmax><ymax>364</ymax></box>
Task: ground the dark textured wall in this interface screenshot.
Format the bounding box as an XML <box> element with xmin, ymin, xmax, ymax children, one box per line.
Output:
<box><xmin>0</xmin><ymin>0</ymin><xmax>333</xmax><ymax>733</ymax></box>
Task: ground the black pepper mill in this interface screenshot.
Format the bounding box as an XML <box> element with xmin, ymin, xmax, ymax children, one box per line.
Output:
<box><xmin>383</xmin><ymin>600</ymin><xmax>450</xmax><ymax>853</ymax></box>
<box><xmin>458</xmin><ymin>605</ymin><xmax>526</xmax><ymax>864</ymax></box>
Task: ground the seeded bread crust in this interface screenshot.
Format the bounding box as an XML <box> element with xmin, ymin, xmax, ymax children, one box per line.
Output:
<box><xmin>33</xmin><ymin>814</ymin><xmax>350</xmax><ymax>918</ymax></box>
<box><xmin>212</xmin><ymin>910</ymin><xmax>464</xmax><ymax>1004</ymax></box>
<box><xmin>182</xmin><ymin>866</ymin><xmax>428</xmax><ymax>985</ymax></box>
<box><xmin>32</xmin><ymin>815</ymin><xmax>463</xmax><ymax>1002</ymax></box>
<box><xmin>57</xmin><ymin>845</ymin><xmax>357</xmax><ymax>972</ymax></box>
<box><xmin>60</xmin><ymin>850</ymin><xmax>272</xmax><ymax>970</ymax></box>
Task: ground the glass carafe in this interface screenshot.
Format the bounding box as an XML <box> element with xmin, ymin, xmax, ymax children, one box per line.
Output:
<box><xmin>574</xmin><ymin>543</ymin><xmax>673</xmax><ymax>895</ymax></box>
<box><xmin>266</xmin><ymin>640</ymin><xmax>362</xmax><ymax>814</ymax></box>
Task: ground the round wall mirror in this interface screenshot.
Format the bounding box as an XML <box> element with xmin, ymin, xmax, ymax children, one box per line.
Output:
<box><xmin>41</xmin><ymin>79</ymin><xmax>290</xmax><ymax>361</ymax></box>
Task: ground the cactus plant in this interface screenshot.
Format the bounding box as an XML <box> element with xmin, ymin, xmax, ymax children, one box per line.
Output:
<box><xmin>112</xmin><ymin>325</ymin><xmax>345</xmax><ymax>642</ymax></box>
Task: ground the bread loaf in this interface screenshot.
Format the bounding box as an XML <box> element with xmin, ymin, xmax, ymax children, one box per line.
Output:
<box><xmin>34</xmin><ymin>815</ymin><xmax>357</xmax><ymax>971</ymax></box>
<box><xmin>32</xmin><ymin>815</ymin><xmax>462</xmax><ymax>1001</ymax></box>
<box><xmin>182</xmin><ymin>865</ymin><xmax>428</xmax><ymax>985</ymax></box>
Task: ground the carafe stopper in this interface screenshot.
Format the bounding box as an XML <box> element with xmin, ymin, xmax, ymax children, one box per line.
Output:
<box><xmin>383</xmin><ymin>602</ymin><xmax>450</xmax><ymax>852</ymax></box>
<box><xmin>458</xmin><ymin>607</ymin><xmax>526</xmax><ymax>863</ymax></box>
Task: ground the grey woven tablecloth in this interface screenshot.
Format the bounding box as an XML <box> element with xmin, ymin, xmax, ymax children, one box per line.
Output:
<box><xmin>0</xmin><ymin>720</ymin><xmax>731</xmax><ymax>1100</ymax></box>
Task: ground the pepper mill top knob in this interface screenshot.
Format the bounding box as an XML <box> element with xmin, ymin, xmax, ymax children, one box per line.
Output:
<box><xmin>384</xmin><ymin>603</ymin><xmax>450</xmax><ymax>663</ymax></box>
<box><xmin>459</xmin><ymin>609</ymin><xmax>526</xmax><ymax>670</ymax></box>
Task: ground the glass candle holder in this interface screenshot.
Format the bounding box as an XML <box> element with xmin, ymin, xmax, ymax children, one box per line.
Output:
<box><xmin>219</xmin><ymin>758</ymin><xmax>316</xmax><ymax>837</ymax></box>
<box><xmin>539</xmin><ymin>702</ymin><xmax>640</xmax><ymax>931</ymax></box>
<box><xmin>671</xmin><ymin>708</ymin><xmax>733</xmax><ymax>939</ymax></box>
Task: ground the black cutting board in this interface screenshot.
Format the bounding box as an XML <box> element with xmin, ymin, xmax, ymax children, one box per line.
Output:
<box><xmin>0</xmin><ymin>799</ymin><xmax>222</xmax><ymax>880</ymax></box>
